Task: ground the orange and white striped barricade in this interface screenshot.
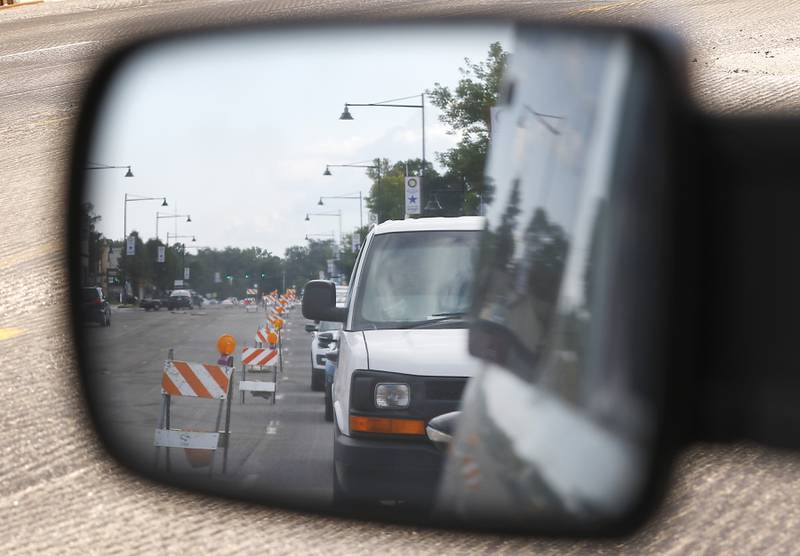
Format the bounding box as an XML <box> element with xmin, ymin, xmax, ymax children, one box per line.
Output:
<box><xmin>239</xmin><ymin>346</ymin><xmax>279</xmax><ymax>405</ymax></box>
<box><xmin>153</xmin><ymin>349</ymin><xmax>235</xmax><ymax>475</ymax></box>
<box><xmin>254</xmin><ymin>326</ymin><xmax>271</xmax><ymax>348</ymax></box>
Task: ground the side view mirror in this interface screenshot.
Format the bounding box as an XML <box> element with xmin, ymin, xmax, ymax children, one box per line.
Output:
<box><xmin>67</xmin><ymin>15</ymin><xmax>800</xmax><ymax>539</ymax></box>
<box><xmin>317</xmin><ymin>332</ymin><xmax>334</xmax><ymax>348</ymax></box>
<box><xmin>426</xmin><ymin>411</ymin><xmax>460</xmax><ymax>452</ymax></box>
<box><xmin>301</xmin><ymin>280</ymin><xmax>346</xmax><ymax>323</ymax></box>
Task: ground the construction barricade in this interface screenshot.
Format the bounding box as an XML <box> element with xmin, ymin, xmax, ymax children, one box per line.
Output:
<box><xmin>239</xmin><ymin>345</ymin><xmax>279</xmax><ymax>404</ymax></box>
<box><xmin>153</xmin><ymin>348</ymin><xmax>234</xmax><ymax>475</ymax></box>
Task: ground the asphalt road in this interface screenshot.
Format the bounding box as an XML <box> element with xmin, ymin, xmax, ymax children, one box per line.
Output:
<box><xmin>3</xmin><ymin>0</ymin><xmax>800</xmax><ymax>554</ymax></box>
<box><xmin>84</xmin><ymin>304</ymin><xmax>336</xmax><ymax>507</ymax></box>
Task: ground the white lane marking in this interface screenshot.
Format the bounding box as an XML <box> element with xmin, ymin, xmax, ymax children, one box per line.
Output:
<box><xmin>0</xmin><ymin>41</ymin><xmax>97</xmax><ymax>61</ymax></box>
<box><xmin>266</xmin><ymin>420</ymin><xmax>279</xmax><ymax>435</ymax></box>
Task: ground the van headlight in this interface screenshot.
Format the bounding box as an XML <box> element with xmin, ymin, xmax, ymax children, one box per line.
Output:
<box><xmin>375</xmin><ymin>383</ymin><xmax>410</xmax><ymax>409</ymax></box>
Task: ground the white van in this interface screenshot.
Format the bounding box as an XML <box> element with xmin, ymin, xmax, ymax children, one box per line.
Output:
<box><xmin>302</xmin><ymin>216</ymin><xmax>484</xmax><ymax>505</ymax></box>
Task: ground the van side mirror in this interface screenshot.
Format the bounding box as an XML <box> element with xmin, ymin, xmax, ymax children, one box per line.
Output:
<box><xmin>304</xmin><ymin>324</ymin><xmax>318</xmax><ymax>333</ymax></box>
<box><xmin>426</xmin><ymin>411</ymin><xmax>460</xmax><ymax>452</ymax></box>
<box><xmin>301</xmin><ymin>280</ymin><xmax>346</xmax><ymax>323</ymax></box>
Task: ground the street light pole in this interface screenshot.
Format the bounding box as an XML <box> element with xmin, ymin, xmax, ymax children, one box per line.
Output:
<box><xmin>305</xmin><ymin>210</ymin><xmax>342</xmax><ymax>248</ymax></box>
<box><xmin>86</xmin><ymin>163</ymin><xmax>134</xmax><ymax>177</ymax></box>
<box><xmin>156</xmin><ymin>212</ymin><xmax>191</xmax><ymax>243</ymax></box>
<box><xmin>324</xmin><ymin>162</ymin><xmax>381</xmax><ymax>223</ymax></box>
<box><xmin>123</xmin><ymin>193</ymin><xmax>168</xmax><ymax>241</ymax></box>
<box><xmin>339</xmin><ymin>93</ymin><xmax>426</xmax><ymax>181</ymax></box>
<box><xmin>420</xmin><ymin>92</ymin><xmax>426</xmax><ymax>177</ymax></box>
<box><xmin>519</xmin><ymin>105</ymin><xmax>565</xmax><ymax>206</ymax></box>
<box><xmin>166</xmin><ymin>233</ymin><xmax>195</xmax><ymax>285</ymax></box>
<box><xmin>318</xmin><ymin>192</ymin><xmax>363</xmax><ymax>231</ymax></box>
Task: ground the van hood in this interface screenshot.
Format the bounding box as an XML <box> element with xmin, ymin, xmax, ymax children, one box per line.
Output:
<box><xmin>363</xmin><ymin>328</ymin><xmax>481</xmax><ymax>377</ymax></box>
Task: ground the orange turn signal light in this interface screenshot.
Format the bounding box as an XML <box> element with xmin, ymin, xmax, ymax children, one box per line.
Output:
<box><xmin>350</xmin><ymin>416</ymin><xmax>426</xmax><ymax>436</ymax></box>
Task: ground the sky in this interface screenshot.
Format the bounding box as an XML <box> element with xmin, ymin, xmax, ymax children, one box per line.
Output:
<box><xmin>86</xmin><ymin>23</ymin><xmax>513</xmax><ymax>256</ymax></box>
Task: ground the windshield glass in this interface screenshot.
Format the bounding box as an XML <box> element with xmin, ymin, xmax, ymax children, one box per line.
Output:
<box><xmin>352</xmin><ymin>230</ymin><xmax>481</xmax><ymax>330</ymax></box>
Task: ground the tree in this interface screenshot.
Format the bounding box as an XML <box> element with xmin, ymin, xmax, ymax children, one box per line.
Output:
<box><xmin>427</xmin><ymin>41</ymin><xmax>509</xmax><ymax>211</ymax></box>
<box><xmin>365</xmin><ymin>158</ymin><xmax>450</xmax><ymax>221</ymax></box>
<box><xmin>80</xmin><ymin>203</ymin><xmax>104</xmax><ymax>286</ymax></box>
<box><xmin>284</xmin><ymin>240</ymin><xmax>335</xmax><ymax>290</ymax></box>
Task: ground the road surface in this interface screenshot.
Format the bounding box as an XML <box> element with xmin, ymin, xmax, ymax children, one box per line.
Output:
<box><xmin>85</xmin><ymin>304</ymin><xmax>336</xmax><ymax>507</ymax></box>
<box><xmin>2</xmin><ymin>0</ymin><xmax>800</xmax><ymax>554</ymax></box>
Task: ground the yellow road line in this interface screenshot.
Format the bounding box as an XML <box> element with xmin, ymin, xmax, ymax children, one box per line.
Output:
<box><xmin>0</xmin><ymin>328</ymin><xmax>25</xmax><ymax>341</ymax></box>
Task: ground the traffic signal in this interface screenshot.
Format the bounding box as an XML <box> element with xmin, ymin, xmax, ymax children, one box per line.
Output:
<box><xmin>245</xmin><ymin>273</ymin><xmax>249</xmax><ymax>279</ymax></box>
<box><xmin>260</xmin><ymin>273</ymin><xmax>266</xmax><ymax>278</ymax></box>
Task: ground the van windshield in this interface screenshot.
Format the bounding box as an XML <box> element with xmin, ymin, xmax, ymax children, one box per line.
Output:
<box><xmin>351</xmin><ymin>230</ymin><xmax>481</xmax><ymax>330</ymax></box>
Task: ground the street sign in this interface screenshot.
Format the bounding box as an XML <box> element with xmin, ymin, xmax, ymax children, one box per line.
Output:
<box><xmin>326</xmin><ymin>259</ymin><xmax>336</xmax><ymax>276</ymax></box>
<box><xmin>174</xmin><ymin>279</ymin><xmax>184</xmax><ymax>287</ymax></box>
<box><xmin>405</xmin><ymin>176</ymin><xmax>421</xmax><ymax>217</ymax></box>
<box><xmin>126</xmin><ymin>236</ymin><xmax>135</xmax><ymax>256</ymax></box>
<box><xmin>351</xmin><ymin>233</ymin><xmax>361</xmax><ymax>253</ymax></box>
<box><xmin>368</xmin><ymin>212</ymin><xmax>378</xmax><ymax>225</ymax></box>
<box><xmin>183</xmin><ymin>267</ymin><xmax>190</xmax><ymax>280</ymax></box>
<box><xmin>156</xmin><ymin>246</ymin><xmax>165</xmax><ymax>263</ymax></box>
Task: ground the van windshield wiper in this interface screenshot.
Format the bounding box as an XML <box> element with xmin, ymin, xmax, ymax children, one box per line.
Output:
<box><xmin>399</xmin><ymin>312</ymin><xmax>469</xmax><ymax>329</ymax></box>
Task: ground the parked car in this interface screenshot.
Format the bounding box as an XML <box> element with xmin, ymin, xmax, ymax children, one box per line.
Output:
<box><xmin>302</xmin><ymin>216</ymin><xmax>484</xmax><ymax>507</ymax></box>
<box><xmin>309</xmin><ymin>320</ymin><xmax>342</xmax><ymax>391</ymax></box>
<box><xmin>189</xmin><ymin>291</ymin><xmax>204</xmax><ymax>308</ymax></box>
<box><xmin>139</xmin><ymin>295</ymin><xmax>169</xmax><ymax>311</ymax></box>
<box><xmin>82</xmin><ymin>286</ymin><xmax>111</xmax><ymax>326</ymax></box>
<box><xmin>166</xmin><ymin>289</ymin><xmax>193</xmax><ymax>310</ymax></box>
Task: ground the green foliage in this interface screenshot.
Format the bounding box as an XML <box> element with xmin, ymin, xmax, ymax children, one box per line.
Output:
<box><xmin>427</xmin><ymin>41</ymin><xmax>509</xmax><ymax>208</ymax></box>
<box><xmin>365</xmin><ymin>158</ymin><xmax>453</xmax><ymax>221</ymax></box>
<box><xmin>284</xmin><ymin>240</ymin><xmax>335</xmax><ymax>290</ymax></box>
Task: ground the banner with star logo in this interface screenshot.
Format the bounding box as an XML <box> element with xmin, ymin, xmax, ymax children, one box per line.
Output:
<box><xmin>405</xmin><ymin>176</ymin><xmax>422</xmax><ymax>217</ymax></box>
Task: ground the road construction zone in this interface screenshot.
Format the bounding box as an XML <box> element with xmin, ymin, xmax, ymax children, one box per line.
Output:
<box><xmin>88</xmin><ymin>288</ymin><xmax>313</xmax><ymax>488</ymax></box>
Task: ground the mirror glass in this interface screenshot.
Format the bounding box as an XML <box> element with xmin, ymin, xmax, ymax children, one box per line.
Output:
<box><xmin>76</xmin><ymin>22</ymin><xmax>667</xmax><ymax>529</ymax></box>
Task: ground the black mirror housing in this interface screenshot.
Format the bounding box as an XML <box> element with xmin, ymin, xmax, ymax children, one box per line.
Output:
<box><xmin>302</xmin><ymin>280</ymin><xmax>346</xmax><ymax>323</ymax></box>
<box><xmin>304</xmin><ymin>324</ymin><xmax>318</xmax><ymax>333</ymax></box>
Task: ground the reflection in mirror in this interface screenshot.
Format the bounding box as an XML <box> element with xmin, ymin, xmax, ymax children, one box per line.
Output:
<box><xmin>76</xmin><ymin>22</ymin><xmax>669</xmax><ymax>529</ymax></box>
<box><xmin>438</xmin><ymin>28</ymin><xmax>673</xmax><ymax>527</ymax></box>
